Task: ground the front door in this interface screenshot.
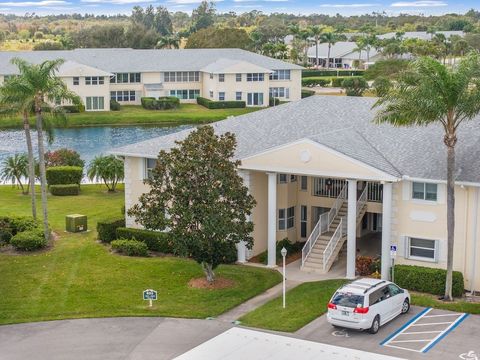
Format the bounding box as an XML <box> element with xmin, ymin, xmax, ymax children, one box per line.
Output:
<box><xmin>301</xmin><ymin>205</ymin><xmax>307</xmax><ymax>238</ymax></box>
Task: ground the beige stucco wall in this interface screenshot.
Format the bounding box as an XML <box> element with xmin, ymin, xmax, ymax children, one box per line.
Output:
<box><xmin>63</xmin><ymin>75</ymin><xmax>110</xmax><ymax>111</ymax></box>
<box><xmin>123</xmin><ymin>156</ymin><xmax>151</xmax><ymax>228</ymax></box>
<box><xmin>269</xmin><ymin>69</ymin><xmax>302</xmax><ymax>101</ymax></box>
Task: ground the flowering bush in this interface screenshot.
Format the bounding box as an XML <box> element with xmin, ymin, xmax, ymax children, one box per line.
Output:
<box><xmin>45</xmin><ymin>148</ymin><xmax>85</xmax><ymax>168</ymax></box>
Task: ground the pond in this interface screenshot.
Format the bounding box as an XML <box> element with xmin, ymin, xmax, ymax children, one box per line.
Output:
<box><xmin>0</xmin><ymin>125</ymin><xmax>189</xmax><ymax>177</ymax></box>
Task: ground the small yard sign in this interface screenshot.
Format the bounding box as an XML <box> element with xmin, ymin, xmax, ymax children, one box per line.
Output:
<box><xmin>390</xmin><ymin>245</ymin><xmax>397</xmax><ymax>259</ymax></box>
<box><xmin>143</xmin><ymin>289</ymin><xmax>157</xmax><ymax>307</ymax></box>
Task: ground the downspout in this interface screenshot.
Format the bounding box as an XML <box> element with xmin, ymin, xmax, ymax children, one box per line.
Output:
<box><xmin>470</xmin><ymin>187</ymin><xmax>479</xmax><ymax>295</ymax></box>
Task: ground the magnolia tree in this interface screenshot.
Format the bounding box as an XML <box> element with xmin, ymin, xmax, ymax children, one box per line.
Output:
<box><xmin>128</xmin><ymin>126</ymin><xmax>256</xmax><ymax>283</ymax></box>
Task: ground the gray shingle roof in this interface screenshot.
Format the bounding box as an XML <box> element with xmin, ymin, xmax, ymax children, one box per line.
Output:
<box><xmin>307</xmin><ymin>42</ymin><xmax>379</xmax><ymax>61</ymax></box>
<box><xmin>0</xmin><ymin>48</ymin><xmax>302</xmax><ymax>75</ymax></box>
<box><xmin>110</xmin><ymin>95</ymin><xmax>480</xmax><ymax>183</ymax></box>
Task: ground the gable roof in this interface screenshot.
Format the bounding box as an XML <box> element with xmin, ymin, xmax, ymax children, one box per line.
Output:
<box><xmin>307</xmin><ymin>42</ymin><xmax>379</xmax><ymax>61</ymax></box>
<box><xmin>110</xmin><ymin>95</ymin><xmax>480</xmax><ymax>184</ymax></box>
<box><xmin>57</xmin><ymin>60</ymin><xmax>112</xmax><ymax>77</ymax></box>
<box><xmin>377</xmin><ymin>31</ymin><xmax>465</xmax><ymax>41</ymax></box>
<box><xmin>200</xmin><ymin>58</ymin><xmax>272</xmax><ymax>74</ymax></box>
<box><xmin>0</xmin><ymin>48</ymin><xmax>302</xmax><ymax>76</ymax></box>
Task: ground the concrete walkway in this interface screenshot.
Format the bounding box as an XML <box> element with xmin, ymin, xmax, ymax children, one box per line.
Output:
<box><xmin>216</xmin><ymin>279</ymin><xmax>301</xmax><ymax>323</ymax></box>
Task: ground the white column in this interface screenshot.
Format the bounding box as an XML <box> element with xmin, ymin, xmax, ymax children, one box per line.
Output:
<box><xmin>381</xmin><ymin>182</ymin><xmax>393</xmax><ymax>280</ymax></box>
<box><xmin>346</xmin><ymin>179</ymin><xmax>357</xmax><ymax>279</ymax></box>
<box><xmin>267</xmin><ymin>172</ymin><xmax>277</xmax><ymax>267</ymax></box>
<box><xmin>237</xmin><ymin>170</ymin><xmax>250</xmax><ymax>263</ymax></box>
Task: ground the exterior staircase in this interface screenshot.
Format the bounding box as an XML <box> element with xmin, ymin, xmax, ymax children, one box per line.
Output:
<box><xmin>301</xmin><ymin>186</ymin><xmax>368</xmax><ymax>274</ymax></box>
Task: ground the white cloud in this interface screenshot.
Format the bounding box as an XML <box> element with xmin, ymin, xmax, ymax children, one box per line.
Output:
<box><xmin>318</xmin><ymin>3</ymin><xmax>377</xmax><ymax>7</ymax></box>
<box><xmin>81</xmin><ymin>0</ymin><xmax>149</xmax><ymax>3</ymax></box>
<box><xmin>0</xmin><ymin>0</ymin><xmax>69</xmax><ymax>6</ymax></box>
<box><xmin>167</xmin><ymin>0</ymin><xmax>223</xmax><ymax>3</ymax></box>
<box><xmin>234</xmin><ymin>0</ymin><xmax>287</xmax><ymax>2</ymax></box>
<box><xmin>391</xmin><ymin>0</ymin><xmax>447</xmax><ymax>7</ymax></box>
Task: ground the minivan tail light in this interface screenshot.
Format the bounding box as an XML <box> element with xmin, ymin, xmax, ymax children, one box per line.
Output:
<box><xmin>354</xmin><ymin>307</ymin><xmax>369</xmax><ymax>314</ymax></box>
<box><xmin>327</xmin><ymin>302</ymin><xmax>337</xmax><ymax>310</ymax></box>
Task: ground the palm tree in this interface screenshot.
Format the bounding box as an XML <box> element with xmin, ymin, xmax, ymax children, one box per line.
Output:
<box><xmin>0</xmin><ymin>153</ymin><xmax>28</xmax><ymax>194</ymax></box>
<box><xmin>308</xmin><ymin>25</ymin><xmax>324</xmax><ymax>68</ymax></box>
<box><xmin>373</xmin><ymin>53</ymin><xmax>480</xmax><ymax>301</ymax></box>
<box><xmin>0</xmin><ymin>79</ymin><xmax>37</xmax><ymax>218</ymax></box>
<box><xmin>156</xmin><ymin>35</ymin><xmax>180</xmax><ymax>49</ymax></box>
<box><xmin>354</xmin><ymin>37</ymin><xmax>367</xmax><ymax>67</ymax></box>
<box><xmin>363</xmin><ymin>34</ymin><xmax>378</xmax><ymax>63</ymax></box>
<box><xmin>320</xmin><ymin>32</ymin><xmax>341</xmax><ymax>69</ymax></box>
<box><xmin>297</xmin><ymin>29</ymin><xmax>312</xmax><ymax>65</ymax></box>
<box><xmin>87</xmin><ymin>155</ymin><xmax>124</xmax><ymax>192</ymax></box>
<box><xmin>7</xmin><ymin>58</ymin><xmax>81</xmax><ymax>241</ymax></box>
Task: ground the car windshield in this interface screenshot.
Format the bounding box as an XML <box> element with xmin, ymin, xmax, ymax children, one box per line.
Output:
<box><xmin>331</xmin><ymin>292</ymin><xmax>364</xmax><ymax>308</ymax></box>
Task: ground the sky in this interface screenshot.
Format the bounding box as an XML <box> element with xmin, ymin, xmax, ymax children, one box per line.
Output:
<box><xmin>0</xmin><ymin>0</ymin><xmax>476</xmax><ymax>16</ymax></box>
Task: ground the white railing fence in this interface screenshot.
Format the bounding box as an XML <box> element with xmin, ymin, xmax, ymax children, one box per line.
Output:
<box><xmin>328</xmin><ymin>184</ymin><xmax>348</xmax><ymax>225</ymax></box>
<box><xmin>356</xmin><ymin>186</ymin><xmax>368</xmax><ymax>215</ymax></box>
<box><xmin>312</xmin><ymin>178</ymin><xmax>347</xmax><ymax>198</ymax></box>
<box><xmin>323</xmin><ymin>218</ymin><xmax>343</xmax><ymax>271</ymax></box>
<box><xmin>367</xmin><ymin>182</ymin><xmax>383</xmax><ymax>202</ymax></box>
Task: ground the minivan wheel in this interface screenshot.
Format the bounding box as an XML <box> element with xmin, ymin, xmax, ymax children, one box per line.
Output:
<box><xmin>369</xmin><ymin>315</ymin><xmax>380</xmax><ymax>334</ymax></box>
<box><xmin>401</xmin><ymin>299</ymin><xmax>410</xmax><ymax>314</ymax></box>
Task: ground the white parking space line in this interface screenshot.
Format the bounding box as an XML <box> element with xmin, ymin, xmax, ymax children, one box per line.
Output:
<box><xmin>380</xmin><ymin>308</ymin><xmax>469</xmax><ymax>353</ymax></box>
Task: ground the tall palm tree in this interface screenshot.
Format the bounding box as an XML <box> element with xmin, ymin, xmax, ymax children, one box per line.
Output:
<box><xmin>308</xmin><ymin>25</ymin><xmax>324</xmax><ymax>68</ymax></box>
<box><xmin>373</xmin><ymin>53</ymin><xmax>480</xmax><ymax>301</ymax></box>
<box><xmin>354</xmin><ymin>37</ymin><xmax>367</xmax><ymax>67</ymax></box>
<box><xmin>320</xmin><ymin>32</ymin><xmax>341</xmax><ymax>69</ymax></box>
<box><xmin>7</xmin><ymin>58</ymin><xmax>81</xmax><ymax>241</ymax></box>
<box><xmin>0</xmin><ymin>153</ymin><xmax>28</xmax><ymax>194</ymax></box>
<box><xmin>0</xmin><ymin>79</ymin><xmax>37</xmax><ymax>218</ymax></box>
<box><xmin>297</xmin><ymin>29</ymin><xmax>312</xmax><ymax>65</ymax></box>
<box><xmin>156</xmin><ymin>35</ymin><xmax>180</xmax><ymax>49</ymax></box>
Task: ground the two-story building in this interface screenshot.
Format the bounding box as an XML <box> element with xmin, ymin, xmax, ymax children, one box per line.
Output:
<box><xmin>111</xmin><ymin>95</ymin><xmax>480</xmax><ymax>293</ymax></box>
<box><xmin>0</xmin><ymin>48</ymin><xmax>302</xmax><ymax>111</ymax></box>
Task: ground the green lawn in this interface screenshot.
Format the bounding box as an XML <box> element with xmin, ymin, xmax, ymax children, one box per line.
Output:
<box><xmin>411</xmin><ymin>293</ymin><xmax>480</xmax><ymax>314</ymax></box>
<box><xmin>0</xmin><ymin>104</ymin><xmax>261</xmax><ymax>129</ymax></box>
<box><xmin>0</xmin><ymin>185</ymin><xmax>281</xmax><ymax>325</ymax></box>
<box><xmin>239</xmin><ymin>279</ymin><xmax>348</xmax><ymax>332</ymax></box>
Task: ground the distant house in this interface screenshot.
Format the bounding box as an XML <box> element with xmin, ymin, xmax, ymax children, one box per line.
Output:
<box><xmin>377</xmin><ymin>30</ymin><xmax>465</xmax><ymax>41</ymax></box>
<box><xmin>111</xmin><ymin>95</ymin><xmax>480</xmax><ymax>293</ymax></box>
<box><xmin>0</xmin><ymin>48</ymin><xmax>302</xmax><ymax>111</ymax></box>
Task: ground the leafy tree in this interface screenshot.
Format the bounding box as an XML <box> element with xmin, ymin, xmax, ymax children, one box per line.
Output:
<box><xmin>87</xmin><ymin>155</ymin><xmax>124</xmax><ymax>192</ymax></box>
<box><xmin>6</xmin><ymin>58</ymin><xmax>81</xmax><ymax>241</ymax></box>
<box><xmin>191</xmin><ymin>1</ymin><xmax>216</xmax><ymax>32</ymax></box>
<box><xmin>125</xmin><ymin>23</ymin><xmax>159</xmax><ymax>49</ymax></box>
<box><xmin>128</xmin><ymin>126</ymin><xmax>256</xmax><ymax>283</ymax></box>
<box><xmin>154</xmin><ymin>6</ymin><xmax>173</xmax><ymax>36</ymax></box>
<box><xmin>186</xmin><ymin>27</ymin><xmax>252</xmax><ymax>50</ymax></box>
<box><xmin>33</xmin><ymin>41</ymin><xmax>64</xmax><ymax>51</ymax></box>
<box><xmin>373</xmin><ymin>53</ymin><xmax>480</xmax><ymax>301</ymax></box>
<box><xmin>364</xmin><ymin>59</ymin><xmax>410</xmax><ymax>80</ymax></box>
<box><xmin>0</xmin><ymin>154</ymin><xmax>28</xmax><ymax>194</ymax></box>
<box><xmin>342</xmin><ymin>77</ymin><xmax>368</xmax><ymax>96</ymax></box>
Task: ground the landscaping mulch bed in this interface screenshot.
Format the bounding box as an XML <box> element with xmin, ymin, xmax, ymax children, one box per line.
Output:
<box><xmin>188</xmin><ymin>277</ymin><xmax>236</xmax><ymax>290</ymax></box>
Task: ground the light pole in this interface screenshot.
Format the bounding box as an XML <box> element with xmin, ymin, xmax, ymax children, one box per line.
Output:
<box><xmin>281</xmin><ymin>247</ymin><xmax>287</xmax><ymax>309</ymax></box>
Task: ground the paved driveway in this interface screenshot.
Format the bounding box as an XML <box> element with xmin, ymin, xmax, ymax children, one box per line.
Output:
<box><xmin>295</xmin><ymin>306</ymin><xmax>480</xmax><ymax>360</ymax></box>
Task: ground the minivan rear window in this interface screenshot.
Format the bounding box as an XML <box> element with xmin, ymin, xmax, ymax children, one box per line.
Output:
<box><xmin>331</xmin><ymin>292</ymin><xmax>364</xmax><ymax>308</ymax></box>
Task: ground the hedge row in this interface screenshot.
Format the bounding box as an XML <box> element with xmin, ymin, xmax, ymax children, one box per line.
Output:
<box><xmin>302</xmin><ymin>76</ymin><xmax>363</xmax><ymax>87</ymax></box>
<box><xmin>10</xmin><ymin>228</ymin><xmax>47</xmax><ymax>251</ymax></box>
<box><xmin>46</xmin><ymin>166</ymin><xmax>83</xmax><ymax>186</ymax></box>
<box><xmin>61</xmin><ymin>104</ymin><xmax>85</xmax><ymax>113</ymax></box>
<box><xmin>97</xmin><ymin>218</ymin><xmax>126</xmax><ymax>243</ymax></box>
<box><xmin>116</xmin><ymin>227</ymin><xmax>173</xmax><ymax>253</ymax></box>
<box><xmin>197</xmin><ymin>97</ymin><xmax>246</xmax><ymax>109</ymax></box>
<box><xmin>302</xmin><ymin>69</ymin><xmax>365</xmax><ymax>78</ymax></box>
<box><xmin>111</xmin><ymin>239</ymin><xmax>148</xmax><ymax>257</ymax></box>
<box><xmin>301</xmin><ymin>89</ymin><xmax>315</xmax><ymax>98</ymax></box>
<box><xmin>50</xmin><ymin>184</ymin><xmax>80</xmax><ymax>196</ymax></box>
<box><xmin>141</xmin><ymin>96</ymin><xmax>180</xmax><ymax>110</ymax></box>
<box><xmin>394</xmin><ymin>265</ymin><xmax>464</xmax><ymax>297</ymax></box>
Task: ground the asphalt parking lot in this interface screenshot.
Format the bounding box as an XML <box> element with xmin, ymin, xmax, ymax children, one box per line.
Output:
<box><xmin>295</xmin><ymin>305</ymin><xmax>480</xmax><ymax>360</ymax></box>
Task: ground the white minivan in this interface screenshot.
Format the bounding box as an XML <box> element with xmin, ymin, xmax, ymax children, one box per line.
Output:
<box><xmin>327</xmin><ymin>278</ymin><xmax>411</xmax><ymax>334</ymax></box>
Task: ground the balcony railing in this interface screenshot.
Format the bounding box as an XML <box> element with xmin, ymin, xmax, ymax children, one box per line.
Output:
<box><xmin>367</xmin><ymin>182</ymin><xmax>383</xmax><ymax>202</ymax></box>
<box><xmin>312</xmin><ymin>178</ymin><xmax>347</xmax><ymax>198</ymax></box>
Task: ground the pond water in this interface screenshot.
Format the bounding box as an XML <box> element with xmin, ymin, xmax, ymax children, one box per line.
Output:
<box><xmin>0</xmin><ymin>125</ymin><xmax>189</xmax><ymax>176</ymax></box>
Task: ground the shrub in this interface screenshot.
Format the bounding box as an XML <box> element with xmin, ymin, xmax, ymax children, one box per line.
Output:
<box><xmin>111</xmin><ymin>239</ymin><xmax>148</xmax><ymax>256</ymax></box>
<box><xmin>341</xmin><ymin>77</ymin><xmax>368</xmax><ymax>96</ymax></box>
<box><xmin>97</xmin><ymin>218</ymin><xmax>126</xmax><ymax>243</ymax></box>
<box><xmin>394</xmin><ymin>265</ymin><xmax>464</xmax><ymax>297</ymax></box>
<box><xmin>10</xmin><ymin>229</ymin><xmax>47</xmax><ymax>251</ymax></box>
<box><xmin>301</xmin><ymin>89</ymin><xmax>315</xmax><ymax>98</ymax></box>
<box><xmin>0</xmin><ymin>216</ymin><xmax>38</xmax><ymax>236</ymax></box>
<box><xmin>302</xmin><ymin>69</ymin><xmax>364</xmax><ymax>78</ymax></box>
<box><xmin>197</xmin><ymin>97</ymin><xmax>246</xmax><ymax>109</ymax></box>
<box><xmin>50</xmin><ymin>184</ymin><xmax>80</xmax><ymax>196</ymax></box>
<box><xmin>0</xmin><ymin>230</ymin><xmax>12</xmax><ymax>244</ymax></box>
<box><xmin>116</xmin><ymin>227</ymin><xmax>172</xmax><ymax>253</ymax></box>
<box><xmin>45</xmin><ymin>148</ymin><xmax>84</xmax><ymax>168</ymax></box>
<box><xmin>301</xmin><ymin>77</ymin><xmax>331</xmax><ymax>87</ymax></box>
<box><xmin>61</xmin><ymin>104</ymin><xmax>84</xmax><ymax>113</ymax></box>
<box><xmin>356</xmin><ymin>256</ymin><xmax>374</xmax><ymax>276</ymax></box>
<box><xmin>141</xmin><ymin>96</ymin><xmax>179</xmax><ymax>110</ymax></box>
<box><xmin>110</xmin><ymin>99</ymin><xmax>121</xmax><ymax>111</ymax></box>
<box><xmin>269</xmin><ymin>97</ymin><xmax>280</xmax><ymax>106</ymax></box>
<box><xmin>46</xmin><ymin>166</ymin><xmax>83</xmax><ymax>186</ymax></box>
<box><xmin>372</xmin><ymin>76</ymin><xmax>392</xmax><ymax>97</ymax></box>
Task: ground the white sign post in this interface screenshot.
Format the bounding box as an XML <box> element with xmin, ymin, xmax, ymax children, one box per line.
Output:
<box><xmin>143</xmin><ymin>289</ymin><xmax>157</xmax><ymax>307</ymax></box>
<box><xmin>390</xmin><ymin>245</ymin><xmax>397</xmax><ymax>283</ymax></box>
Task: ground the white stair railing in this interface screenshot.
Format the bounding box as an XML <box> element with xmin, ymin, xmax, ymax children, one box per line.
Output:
<box><xmin>301</xmin><ymin>183</ymin><xmax>348</xmax><ymax>268</ymax></box>
<box><xmin>356</xmin><ymin>186</ymin><xmax>368</xmax><ymax>215</ymax></box>
<box><xmin>323</xmin><ymin>218</ymin><xmax>344</xmax><ymax>271</ymax></box>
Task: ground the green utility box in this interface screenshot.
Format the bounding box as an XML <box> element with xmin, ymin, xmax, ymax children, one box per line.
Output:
<box><xmin>66</xmin><ymin>214</ymin><xmax>87</xmax><ymax>233</ymax></box>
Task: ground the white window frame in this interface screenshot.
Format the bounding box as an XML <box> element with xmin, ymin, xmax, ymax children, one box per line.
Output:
<box><xmin>278</xmin><ymin>174</ymin><xmax>287</xmax><ymax>184</ymax></box>
<box><xmin>144</xmin><ymin>158</ymin><xmax>157</xmax><ymax>180</ymax></box>
<box><xmin>278</xmin><ymin>209</ymin><xmax>286</xmax><ymax>230</ymax></box>
<box><xmin>236</xmin><ymin>73</ymin><xmax>242</xmax><ymax>82</ymax></box>
<box><xmin>219</xmin><ymin>74</ymin><xmax>225</xmax><ymax>82</ymax></box>
<box><xmin>235</xmin><ymin>92</ymin><xmax>242</xmax><ymax>101</ymax></box>
<box><xmin>287</xmin><ymin>206</ymin><xmax>295</xmax><ymax>229</ymax></box>
<box><xmin>85</xmin><ymin>96</ymin><xmax>104</xmax><ymax>111</ymax></box>
<box><xmin>300</xmin><ymin>176</ymin><xmax>308</xmax><ymax>191</ymax></box>
<box><xmin>405</xmin><ymin>236</ymin><xmax>439</xmax><ymax>262</ymax></box>
<box><xmin>412</xmin><ymin>182</ymin><xmax>438</xmax><ymax>202</ymax></box>
<box><xmin>218</xmin><ymin>92</ymin><xmax>225</xmax><ymax>101</ymax></box>
<box><xmin>73</xmin><ymin>77</ymin><xmax>79</xmax><ymax>86</ymax></box>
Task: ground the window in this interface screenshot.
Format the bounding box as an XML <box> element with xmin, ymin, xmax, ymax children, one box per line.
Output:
<box><xmin>236</xmin><ymin>92</ymin><xmax>242</xmax><ymax>101</ymax></box>
<box><xmin>85</xmin><ymin>96</ymin><xmax>104</xmax><ymax>111</ymax></box>
<box><xmin>278</xmin><ymin>174</ymin><xmax>287</xmax><ymax>184</ymax></box>
<box><xmin>145</xmin><ymin>158</ymin><xmax>157</xmax><ymax>179</ymax></box>
<box><xmin>332</xmin><ymin>292</ymin><xmax>364</xmax><ymax>308</ymax></box>
<box><xmin>290</xmin><ymin>175</ymin><xmax>297</xmax><ymax>182</ymax></box>
<box><xmin>170</xmin><ymin>89</ymin><xmax>200</xmax><ymax>100</ymax></box>
<box><xmin>278</xmin><ymin>209</ymin><xmax>286</xmax><ymax>230</ymax></box>
<box><xmin>407</xmin><ymin>237</ymin><xmax>438</xmax><ymax>261</ymax></box>
<box><xmin>164</xmin><ymin>72</ymin><xmax>199</xmax><ymax>83</ymax></box>
<box><xmin>247</xmin><ymin>92</ymin><xmax>264</xmax><ymax>106</ymax></box>
<box><xmin>388</xmin><ymin>284</ymin><xmax>403</xmax><ymax>296</ymax></box>
<box><xmin>219</xmin><ymin>74</ymin><xmax>225</xmax><ymax>82</ymax></box>
<box><xmin>236</xmin><ymin>73</ymin><xmax>242</xmax><ymax>82</ymax></box>
<box><xmin>210</xmin><ymin>73</ymin><xmax>213</xmax><ymax>79</ymax></box>
<box><xmin>412</xmin><ymin>182</ymin><xmax>437</xmax><ymax>201</ymax></box>
<box><xmin>218</xmin><ymin>92</ymin><xmax>225</xmax><ymax>101</ymax></box>
<box><xmin>269</xmin><ymin>69</ymin><xmax>291</xmax><ymax>80</ymax></box>
<box><xmin>129</xmin><ymin>73</ymin><xmax>141</xmax><ymax>83</ymax></box>
<box><xmin>73</xmin><ymin>77</ymin><xmax>79</xmax><ymax>86</ymax></box>
<box><xmin>246</xmin><ymin>73</ymin><xmax>264</xmax><ymax>82</ymax></box>
<box><xmin>209</xmin><ymin>90</ymin><xmax>214</xmax><ymax>98</ymax></box>
<box><xmin>85</xmin><ymin>76</ymin><xmax>104</xmax><ymax>85</ymax></box>
<box><xmin>300</xmin><ymin>205</ymin><xmax>307</xmax><ymax>238</ymax></box>
<box><xmin>110</xmin><ymin>90</ymin><xmax>136</xmax><ymax>102</ymax></box>
<box><xmin>111</xmin><ymin>73</ymin><xmax>129</xmax><ymax>83</ymax></box>
<box><xmin>287</xmin><ymin>206</ymin><xmax>295</xmax><ymax>229</ymax></box>
<box><xmin>301</xmin><ymin>176</ymin><xmax>308</xmax><ymax>191</ymax></box>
